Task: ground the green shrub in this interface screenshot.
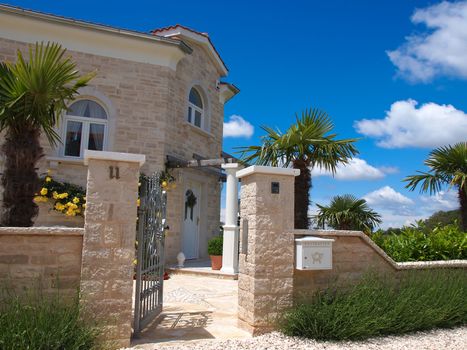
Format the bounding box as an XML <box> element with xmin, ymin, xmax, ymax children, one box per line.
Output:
<box><xmin>280</xmin><ymin>269</ymin><xmax>467</xmax><ymax>341</ymax></box>
<box><xmin>372</xmin><ymin>223</ymin><xmax>466</xmax><ymax>262</ymax></box>
<box><xmin>207</xmin><ymin>235</ymin><xmax>223</xmax><ymax>255</ymax></box>
<box><xmin>0</xmin><ymin>291</ymin><xmax>100</xmax><ymax>350</ymax></box>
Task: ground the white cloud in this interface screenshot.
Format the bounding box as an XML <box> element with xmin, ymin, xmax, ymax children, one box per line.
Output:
<box><xmin>223</xmin><ymin>115</ymin><xmax>254</xmax><ymax>138</ymax></box>
<box><xmin>364</xmin><ymin>186</ymin><xmax>414</xmax><ymax>208</ymax></box>
<box><xmin>312</xmin><ymin>158</ymin><xmax>396</xmax><ymax>180</ymax></box>
<box><xmin>354</xmin><ymin>99</ymin><xmax>467</xmax><ymax>148</ymax></box>
<box><xmin>420</xmin><ymin>190</ymin><xmax>459</xmax><ymax>212</ymax></box>
<box><xmin>387</xmin><ymin>1</ymin><xmax>467</xmax><ymax>82</ymax></box>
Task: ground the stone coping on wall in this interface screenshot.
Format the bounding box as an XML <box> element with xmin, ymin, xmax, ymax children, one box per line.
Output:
<box><xmin>293</xmin><ymin>229</ymin><xmax>467</xmax><ymax>271</ymax></box>
<box><xmin>83</xmin><ymin>150</ymin><xmax>146</xmax><ymax>165</ymax></box>
<box><xmin>0</xmin><ymin>226</ymin><xmax>84</xmax><ymax>236</ymax></box>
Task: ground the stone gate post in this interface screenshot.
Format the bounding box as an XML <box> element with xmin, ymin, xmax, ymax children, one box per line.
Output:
<box><xmin>236</xmin><ymin>165</ymin><xmax>299</xmax><ymax>334</ymax></box>
<box><xmin>80</xmin><ymin>150</ymin><xmax>145</xmax><ymax>348</ymax></box>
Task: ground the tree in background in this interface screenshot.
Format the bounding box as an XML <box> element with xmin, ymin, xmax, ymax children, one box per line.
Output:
<box><xmin>404</xmin><ymin>142</ymin><xmax>467</xmax><ymax>232</ymax></box>
<box><xmin>238</xmin><ymin>109</ymin><xmax>358</xmax><ymax>229</ymax></box>
<box><xmin>313</xmin><ymin>194</ymin><xmax>382</xmax><ymax>233</ymax></box>
<box><xmin>0</xmin><ymin>42</ymin><xmax>93</xmax><ymax>226</ymax></box>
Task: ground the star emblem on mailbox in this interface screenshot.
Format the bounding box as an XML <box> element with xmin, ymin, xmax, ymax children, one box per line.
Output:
<box><xmin>311</xmin><ymin>252</ymin><xmax>324</xmax><ymax>264</ymax></box>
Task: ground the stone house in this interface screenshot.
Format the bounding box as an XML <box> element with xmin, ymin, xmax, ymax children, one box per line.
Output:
<box><xmin>0</xmin><ymin>5</ymin><xmax>238</xmax><ymax>263</ymax></box>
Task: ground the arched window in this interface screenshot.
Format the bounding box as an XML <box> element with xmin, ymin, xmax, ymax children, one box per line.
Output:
<box><xmin>63</xmin><ymin>99</ymin><xmax>108</xmax><ymax>157</ymax></box>
<box><xmin>187</xmin><ymin>87</ymin><xmax>204</xmax><ymax>128</ymax></box>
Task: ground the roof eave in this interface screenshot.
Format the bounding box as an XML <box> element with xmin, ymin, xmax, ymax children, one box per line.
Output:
<box><xmin>0</xmin><ymin>4</ymin><xmax>192</xmax><ymax>54</ymax></box>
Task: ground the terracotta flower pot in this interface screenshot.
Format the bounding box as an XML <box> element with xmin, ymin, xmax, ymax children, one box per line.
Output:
<box><xmin>210</xmin><ymin>255</ymin><xmax>222</xmax><ymax>270</ymax></box>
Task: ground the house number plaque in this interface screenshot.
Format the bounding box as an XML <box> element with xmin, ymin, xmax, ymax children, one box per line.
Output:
<box><xmin>109</xmin><ymin>166</ymin><xmax>120</xmax><ymax>179</ymax></box>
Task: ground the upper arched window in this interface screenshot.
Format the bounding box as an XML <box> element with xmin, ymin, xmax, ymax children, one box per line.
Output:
<box><xmin>63</xmin><ymin>99</ymin><xmax>108</xmax><ymax>157</ymax></box>
<box><xmin>187</xmin><ymin>87</ymin><xmax>204</xmax><ymax>128</ymax></box>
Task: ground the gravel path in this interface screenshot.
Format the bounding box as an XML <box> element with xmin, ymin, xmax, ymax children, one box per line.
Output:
<box><xmin>125</xmin><ymin>327</ymin><xmax>467</xmax><ymax>350</ymax></box>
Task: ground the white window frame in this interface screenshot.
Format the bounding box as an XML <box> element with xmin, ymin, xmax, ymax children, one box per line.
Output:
<box><xmin>187</xmin><ymin>88</ymin><xmax>204</xmax><ymax>130</ymax></box>
<box><xmin>61</xmin><ymin>99</ymin><xmax>109</xmax><ymax>159</ymax></box>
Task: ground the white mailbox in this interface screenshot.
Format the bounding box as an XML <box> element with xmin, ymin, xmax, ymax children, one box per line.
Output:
<box><xmin>295</xmin><ymin>236</ymin><xmax>334</xmax><ymax>270</ymax></box>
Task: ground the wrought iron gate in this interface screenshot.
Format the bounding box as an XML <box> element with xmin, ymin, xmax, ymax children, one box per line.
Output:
<box><xmin>134</xmin><ymin>173</ymin><xmax>167</xmax><ymax>335</ymax></box>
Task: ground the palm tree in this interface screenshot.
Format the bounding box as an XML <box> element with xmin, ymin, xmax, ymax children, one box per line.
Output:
<box><xmin>404</xmin><ymin>142</ymin><xmax>467</xmax><ymax>231</ymax></box>
<box><xmin>0</xmin><ymin>42</ymin><xmax>93</xmax><ymax>226</ymax></box>
<box><xmin>313</xmin><ymin>194</ymin><xmax>382</xmax><ymax>232</ymax></box>
<box><xmin>237</xmin><ymin>108</ymin><xmax>358</xmax><ymax>229</ymax></box>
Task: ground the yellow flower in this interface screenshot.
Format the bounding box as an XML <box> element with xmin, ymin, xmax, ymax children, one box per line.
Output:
<box><xmin>55</xmin><ymin>203</ymin><xmax>65</xmax><ymax>211</ymax></box>
<box><xmin>34</xmin><ymin>196</ymin><xmax>47</xmax><ymax>203</ymax></box>
<box><xmin>161</xmin><ymin>181</ymin><xmax>168</xmax><ymax>188</ymax></box>
<box><xmin>137</xmin><ymin>198</ymin><xmax>140</xmax><ymax>207</ymax></box>
<box><xmin>72</xmin><ymin>197</ymin><xmax>80</xmax><ymax>204</ymax></box>
<box><xmin>45</xmin><ymin>176</ymin><xmax>52</xmax><ymax>183</ymax></box>
<box><xmin>40</xmin><ymin>188</ymin><xmax>48</xmax><ymax>196</ymax></box>
<box><xmin>83</xmin><ymin>196</ymin><xmax>86</xmax><ymax>201</ymax></box>
<box><xmin>59</xmin><ymin>193</ymin><xmax>68</xmax><ymax>199</ymax></box>
<box><xmin>52</xmin><ymin>191</ymin><xmax>58</xmax><ymax>199</ymax></box>
<box><xmin>82</xmin><ymin>203</ymin><xmax>86</xmax><ymax>209</ymax></box>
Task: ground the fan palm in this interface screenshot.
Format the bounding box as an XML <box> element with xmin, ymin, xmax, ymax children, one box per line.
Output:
<box><xmin>0</xmin><ymin>42</ymin><xmax>94</xmax><ymax>226</ymax></box>
<box><xmin>313</xmin><ymin>194</ymin><xmax>382</xmax><ymax>232</ymax></box>
<box><xmin>237</xmin><ymin>108</ymin><xmax>359</xmax><ymax>229</ymax></box>
<box><xmin>404</xmin><ymin>142</ymin><xmax>467</xmax><ymax>231</ymax></box>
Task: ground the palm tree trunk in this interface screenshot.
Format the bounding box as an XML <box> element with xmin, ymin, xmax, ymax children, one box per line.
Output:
<box><xmin>293</xmin><ymin>160</ymin><xmax>311</xmax><ymax>229</ymax></box>
<box><xmin>459</xmin><ymin>186</ymin><xmax>467</xmax><ymax>232</ymax></box>
<box><xmin>1</xmin><ymin>127</ymin><xmax>43</xmax><ymax>227</ymax></box>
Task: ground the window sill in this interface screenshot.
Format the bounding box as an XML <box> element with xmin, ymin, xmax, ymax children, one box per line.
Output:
<box><xmin>46</xmin><ymin>156</ymin><xmax>86</xmax><ymax>168</ymax></box>
<box><xmin>183</xmin><ymin>122</ymin><xmax>214</xmax><ymax>138</ymax></box>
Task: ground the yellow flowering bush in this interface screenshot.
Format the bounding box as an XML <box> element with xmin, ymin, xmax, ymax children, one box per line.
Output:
<box><xmin>34</xmin><ymin>174</ymin><xmax>86</xmax><ymax>217</ymax></box>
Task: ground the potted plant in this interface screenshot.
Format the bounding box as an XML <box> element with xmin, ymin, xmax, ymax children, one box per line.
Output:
<box><xmin>207</xmin><ymin>235</ymin><xmax>223</xmax><ymax>270</ymax></box>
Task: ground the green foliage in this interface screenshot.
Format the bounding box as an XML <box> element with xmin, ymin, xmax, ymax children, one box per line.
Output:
<box><xmin>236</xmin><ymin>108</ymin><xmax>359</xmax><ymax>169</ymax></box>
<box><xmin>372</xmin><ymin>222</ymin><xmax>467</xmax><ymax>262</ymax></box>
<box><xmin>207</xmin><ymin>235</ymin><xmax>223</xmax><ymax>256</ymax></box>
<box><xmin>403</xmin><ymin>142</ymin><xmax>467</xmax><ymax>231</ymax></box>
<box><xmin>423</xmin><ymin>209</ymin><xmax>461</xmax><ymax>231</ymax></box>
<box><xmin>0</xmin><ymin>291</ymin><xmax>100</xmax><ymax>350</ymax></box>
<box><xmin>280</xmin><ymin>270</ymin><xmax>467</xmax><ymax>341</ymax></box>
<box><xmin>313</xmin><ymin>194</ymin><xmax>382</xmax><ymax>232</ymax></box>
<box><xmin>0</xmin><ymin>42</ymin><xmax>94</xmax><ymax>145</ymax></box>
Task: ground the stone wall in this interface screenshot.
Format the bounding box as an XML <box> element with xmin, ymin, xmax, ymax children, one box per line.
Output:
<box><xmin>293</xmin><ymin>229</ymin><xmax>467</xmax><ymax>300</ymax></box>
<box><xmin>0</xmin><ymin>227</ymin><xmax>83</xmax><ymax>297</ymax></box>
<box><xmin>236</xmin><ymin>165</ymin><xmax>467</xmax><ymax>335</ymax></box>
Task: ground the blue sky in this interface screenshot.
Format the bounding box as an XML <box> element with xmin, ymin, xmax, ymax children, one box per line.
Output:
<box><xmin>6</xmin><ymin>0</ymin><xmax>467</xmax><ymax>228</ymax></box>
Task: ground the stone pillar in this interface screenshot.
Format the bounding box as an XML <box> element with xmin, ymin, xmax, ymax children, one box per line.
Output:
<box><xmin>221</xmin><ymin>163</ymin><xmax>241</xmax><ymax>274</ymax></box>
<box><xmin>236</xmin><ymin>165</ymin><xmax>299</xmax><ymax>334</ymax></box>
<box><xmin>80</xmin><ymin>150</ymin><xmax>145</xmax><ymax>348</ymax></box>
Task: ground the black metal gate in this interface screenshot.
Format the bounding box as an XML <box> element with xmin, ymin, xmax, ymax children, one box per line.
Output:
<box><xmin>133</xmin><ymin>173</ymin><xmax>167</xmax><ymax>336</ymax></box>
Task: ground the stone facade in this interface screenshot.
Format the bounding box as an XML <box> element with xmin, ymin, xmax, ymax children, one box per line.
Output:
<box><xmin>0</xmin><ymin>11</ymin><xmax>231</xmax><ymax>263</ymax></box>
<box><xmin>0</xmin><ymin>226</ymin><xmax>83</xmax><ymax>298</ymax></box>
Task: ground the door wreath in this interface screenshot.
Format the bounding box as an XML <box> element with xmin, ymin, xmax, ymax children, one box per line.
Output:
<box><xmin>185</xmin><ymin>190</ymin><xmax>197</xmax><ymax>220</ymax></box>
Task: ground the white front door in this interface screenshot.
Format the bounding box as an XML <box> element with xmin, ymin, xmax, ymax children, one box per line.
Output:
<box><xmin>182</xmin><ymin>181</ymin><xmax>201</xmax><ymax>259</ymax></box>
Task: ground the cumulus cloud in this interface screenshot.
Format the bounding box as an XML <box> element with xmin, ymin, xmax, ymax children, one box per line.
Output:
<box><xmin>223</xmin><ymin>115</ymin><xmax>254</xmax><ymax>138</ymax></box>
<box><xmin>420</xmin><ymin>190</ymin><xmax>459</xmax><ymax>212</ymax></box>
<box><xmin>364</xmin><ymin>186</ymin><xmax>414</xmax><ymax>207</ymax></box>
<box><xmin>387</xmin><ymin>1</ymin><xmax>467</xmax><ymax>82</ymax></box>
<box><xmin>354</xmin><ymin>99</ymin><xmax>467</xmax><ymax>148</ymax></box>
<box><xmin>312</xmin><ymin>158</ymin><xmax>397</xmax><ymax>180</ymax></box>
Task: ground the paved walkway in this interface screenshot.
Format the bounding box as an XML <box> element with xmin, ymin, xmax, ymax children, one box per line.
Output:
<box><xmin>130</xmin><ymin>274</ymin><xmax>250</xmax><ymax>348</ymax></box>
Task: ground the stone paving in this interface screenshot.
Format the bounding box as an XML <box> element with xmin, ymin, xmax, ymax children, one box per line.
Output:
<box><xmin>130</xmin><ymin>274</ymin><xmax>250</xmax><ymax>349</ymax></box>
